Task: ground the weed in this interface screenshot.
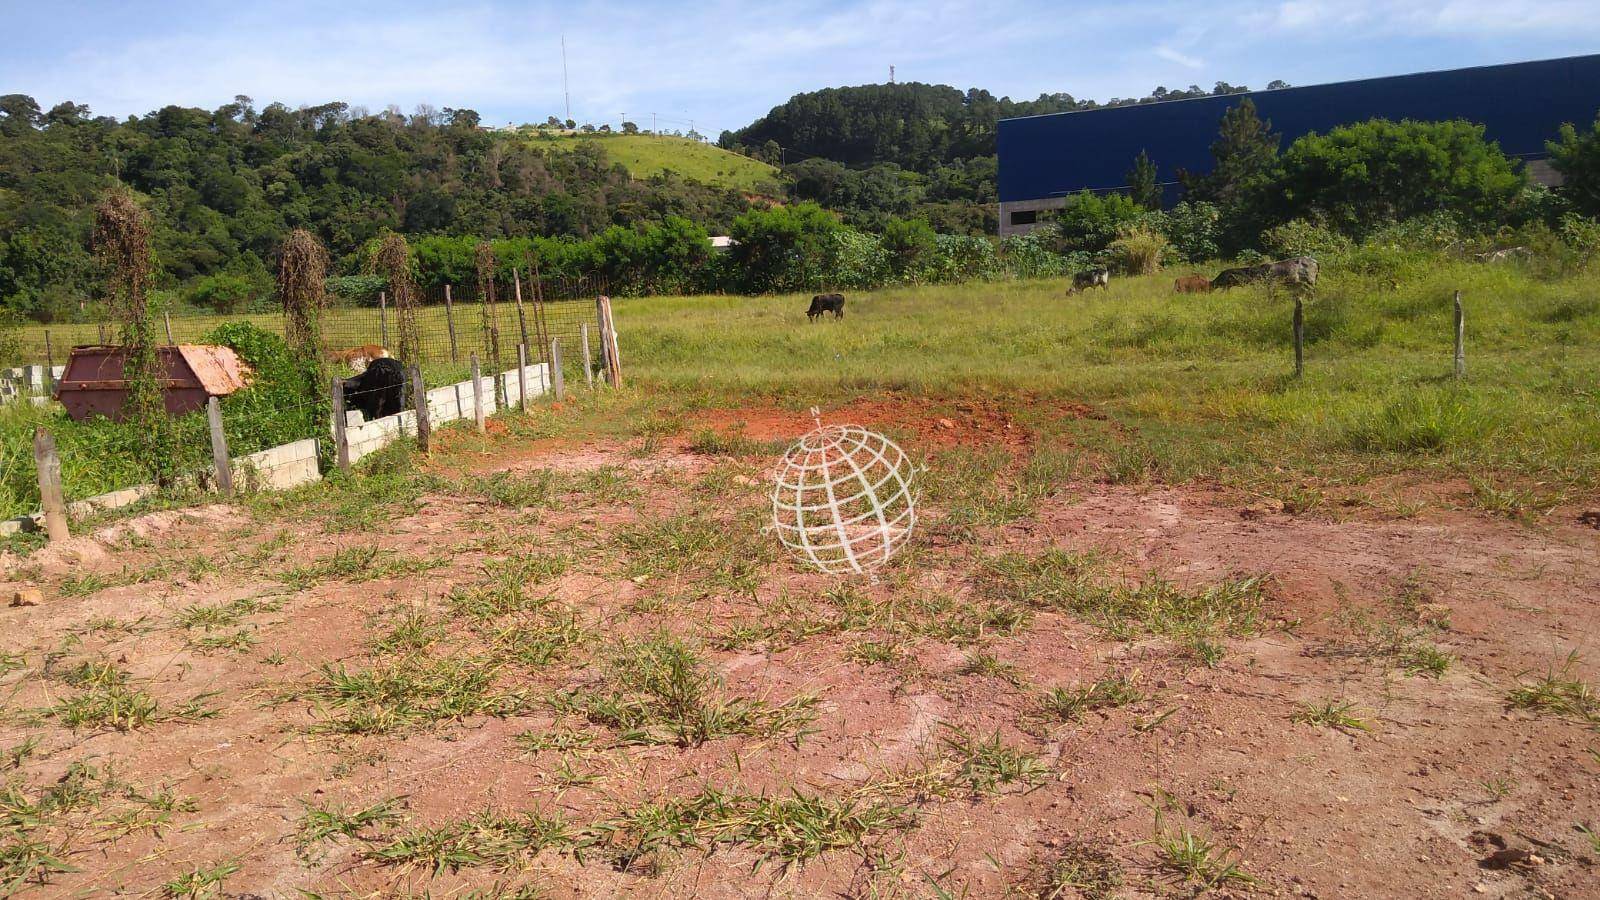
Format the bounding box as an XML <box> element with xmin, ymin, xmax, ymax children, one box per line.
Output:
<box><xmin>1039</xmin><ymin>674</ymin><xmax>1145</xmax><ymax>723</ymax></box>
<box><xmin>1038</xmin><ymin>840</ymin><xmax>1123</xmax><ymax>900</ymax></box>
<box><xmin>1150</xmin><ymin>826</ymin><xmax>1255</xmax><ymax>890</ymax></box>
<box><xmin>1399</xmin><ymin>642</ymin><xmax>1453</xmax><ymax>678</ymax></box>
<box><xmin>1468</xmin><ymin>475</ymin><xmax>1560</xmax><ymax>522</ymax></box>
<box><xmin>174</xmin><ymin>595</ymin><xmax>281</xmax><ymax>631</ymax></box>
<box><xmin>4</xmin><ymin>737</ymin><xmax>38</xmax><ymax>770</ymax></box>
<box><xmin>369</xmin><ymin>809</ymin><xmax>574</xmax><ymax>874</ymax></box>
<box><xmin>277</xmin><ymin>546</ymin><xmax>442</xmax><ymax>590</ymax></box>
<box><xmin>50</xmin><ymin>660</ymin><xmax>160</xmax><ymax>731</ymax></box>
<box><xmin>557</xmin><ymin>635</ymin><xmax>816</xmax><ymax>747</ymax></box>
<box><xmin>1480</xmin><ymin>776</ymin><xmax>1516</xmax><ymax>801</ymax></box>
<box><xmin>296</xmin><ymin>796</ymin><xmax>405</xmax><ymax>861</ymax></box>
<box><xmin>515</xmin><ymin>730</ymin><xmax>598</xmax><ymax>754</ymax></box>
<box><xmin>939</xmin><ymin>726</ymin><xmax>1050</xmax><ymax>795</ymax></box>
<box><xmin>956</xmin><ymin>651</ymin><xmax>1022</xmax><ymax>685</ymax></box>
<box><xmin>1576</xmin><ymin>823</ymin><xmax>1600</xmax><ymax>857</ymax></box>
<box><xmin>687</xmin><ymin>427</ymin><xmax>770</xmax><ymax>456</ymax></box>
<box><xmin>186</xmin><ymin>629</ymin><xmax>258</xmax><ymax>655</ymax></box>
<box><xmin>161</xmin><ymin>860</ymin><xmax>239</xmax><ymax>898</ymax></box>
<box><xmin>1506</xmin><ymin>653</ymin><xmax>1598</xmax><ymax>724</ymax></box>
<box><xmin>295</xmin><ymin>654</ymin><xmax>532</xmax><ymax>734</ymax></box>
<box><xmin>845</xmin><ymin>640</ymin><xmax>904</xmax><ymax>666</ymax></box>
<box><xmin>0</xmin><ymin>651</ymin><xmax>23</xmax><ymax>676</ymax></box>
<box><xmin>1292</xmin><ymin>699</ymin><xmax>1373</xmax><ymax>734</ymax></box>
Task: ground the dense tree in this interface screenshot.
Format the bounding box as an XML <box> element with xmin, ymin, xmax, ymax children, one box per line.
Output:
<box><xmin>1254</xmin><ymin>119</ymin><xmax>1525</xmax><ymax>236</ymax></box>
<box><xmin>1548</xmin><ymin>111</ymin><xmax>1600</xmax><ymax>216</ymax></box>
<box><xmin>0</xmin><ymin>95</ymin><xmax>751</xmax><ymax>316</ymax></box>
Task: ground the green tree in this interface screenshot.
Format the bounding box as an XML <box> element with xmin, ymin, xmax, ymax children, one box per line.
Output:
<box><xmin>1180</xmin><ymin>98</ymin><xmax>1280</xmax><ymax>205</ymax></box>
<box><xmin>1548</xmin><ymin>110</ymin><xmax>1600</xmax><ymax>216</ymax></box>
<box><xmin>880</xmin><ymin>218</ymin><xmax>938</xmax><ymax>279</ymax></box>
<box><xmin>728</xmin><ymin>202</ymin><xmax>845</xmax><ymax>292</ymax></box>
<box><xmin>1051</xmin><ymin>191</ymin><xmax>1146</xmax><ymax>253</ymax></box>
<box><xmin>1258</xmin><ymin>118</ymin><xmax>1525</xmax><ymax>236</ymax></box>
<box><xmin>1127</xmin><ymin>150</ymin><xmax>1161</xmax><ymax>210</ymax></box>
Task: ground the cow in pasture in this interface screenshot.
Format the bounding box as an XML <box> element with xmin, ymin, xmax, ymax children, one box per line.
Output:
<box><xmin>1268</xmin><ymin>255</ymin><xmax>1319</xmax><ymax>287</ymax></box>
<box><xmin>1173</xmin><ymin>274</ymin><xmax>1213</xmax><ymax>294</ymax></box>
<box><xmin>807</xmin><ymin>293</ymin><xmax>846</xmax><ymax>321</ymax></box>
<box><xmin>330</xmin><ymin>344</ymin><xmax>390</xmax><ymax>373</ymax></box>
<box><xmin>1211</xmin><ymin>256</ymin><xmax>1318</xmax><ymax>291</ymax></box>
<box><xmin>1068</xmin><ymin>267</ymin><xmax>1110</xmax><ymax>294</ymax></box>
<box><xmin>342</xmin><ymin>357</ymin><xmax>405</xmax><ymax>421</ymax></box>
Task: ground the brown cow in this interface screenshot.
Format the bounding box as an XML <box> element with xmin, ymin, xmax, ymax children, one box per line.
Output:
<box><xmin>1173</xmin><ymin>274</ymin><xmax>1212</xmax><ymax>294</ymax></box>
<box><xmin>330</xmin><ymin>345</ymin><xmax>390</xmax><ymax>373</ymax></box>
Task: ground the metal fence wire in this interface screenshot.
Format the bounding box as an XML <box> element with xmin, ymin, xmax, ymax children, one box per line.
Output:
<box><xmin>20</xmin><ymin>274</ymin><xmax>611</xmax><ymax>382</ymax></box>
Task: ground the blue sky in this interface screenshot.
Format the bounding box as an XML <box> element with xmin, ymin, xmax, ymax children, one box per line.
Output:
<box><xmin>3</xmin><ymin>0</ymin><xmax>1596</xmax><ymax>136</ymax></box>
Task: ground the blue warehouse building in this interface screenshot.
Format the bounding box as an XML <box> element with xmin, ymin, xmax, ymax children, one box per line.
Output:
<box><xmin>996</xmin><ymin>54</ymin><xmax>1600</xmax><ymax>236</ymax></box>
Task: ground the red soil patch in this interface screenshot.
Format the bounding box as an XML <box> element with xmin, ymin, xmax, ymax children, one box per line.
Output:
<box><xmin>691</xmin><ymin>393</ymin><xmax>1086</xmax><ymax>454</ymax></box>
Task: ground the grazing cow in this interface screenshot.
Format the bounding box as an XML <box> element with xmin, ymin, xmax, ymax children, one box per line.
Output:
<box><xmin>342</xmin><ymin>357</ymin><xmax>405</xmax><ymax>421</ymax></box>
<box><xmin>1068</xmin><ymin>267</ymin><xmax>1110</xmax><ymax>294</ymax></box>
<box><xmin>807</xmin><ymin>293</ymin><xmax>846</xmax><ymax>321</ymax></box>
<box><xmin>330</xmin><ymin>344</ymin><xmax>390</xmax><ymax>373</ymax></box>
<box><xmin>1267</xmin><ymin>255</ymin><xmax>1319</xmax><ymax>287</ymax></box>
<box><xmin>1173</xmin><ymin>274</ymin><xmax>1213</xmax><ymax>294</ymax></box>
<box><xmin>1211</xmin><ymin>256</ymin><xmax>1318</xmax><ymax>291</ymax></box>
<box><xmin>1210</xmin><ymin>263</ymin><xmax>1270</xmax><ymax>290</ymax></box>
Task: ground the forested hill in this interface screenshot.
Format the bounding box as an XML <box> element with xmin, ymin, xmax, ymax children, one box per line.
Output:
<box><xmin>718</xmin><ymin>80</ymin><xmax>1268</xmax><ymax>171</ymax></box>
<box><xmin>716</xmin><ymin>80</ymin><xmax>1268</xmax><ymax>234</ymax></box>
<box><xmin>0</xmin><ymin>96</ymin><xmax>750</xmax><ymax>319</ymax></box>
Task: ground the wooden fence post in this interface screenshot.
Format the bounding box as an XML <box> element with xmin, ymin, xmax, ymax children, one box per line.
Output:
<box><xmin>410</xmin><ymin>365</ymin><xmax>430</xmax><ymax>453</ymax></box>
<box><xmin>517</xmin><ymin>343</ymin><xmax>528</xmax><ymax>412</ymax></box>
<box><xmin>581</xmin><ymin>322</ymin><xmax>594</xmax><ymax>387</ymax></box>
<box><xmin>206</xmin><ymin>397</ymin><xmax>233</xmax><ymax>497</ymax></box>
<box><xmin>551</xmin><ymin>338</ymin><xmax>565</xmax><ymax>402</ymax></box>
<box><xmin>33</xmin><ymin>427</ymin><xmax>69</xmax><ymax>542</ymax></box>
<box><xmin>443</xmin><ymin>284</ymin><xmax>459</xmax><ymax>364</ymax></box>
<box><xmin>97</xmin><ymin>323</ymin><xmax>108</xmax><ymax>344</ymax></box>
<box><xmin>470</xmin><ymin>353</ymin><xmax>485</xmax><ymax>434</ymax></box>
<box><xmin>1292</xmin><ymin>297</ymin><xmax>1304</xmax><ymax>379</ymax></box>
<box><xmin>43</xmin><ymin>330</ymin><xmax>55</xmax><ymax>397</ymax></box>
<box><xmin>164</xmin><ymin>311</ymin><xmax>175</xmax><ymax>345</ymax></box>
<box><xmin>378</xmin><ymin>291</ymin><xmax>390</xmax><ymax>348</ymax></box>
<box><xmin>596</xmin><ymin>295</ymin><xmax>623</xmax><ymax>387</ymax></box>
<box><xmin>513</xmin><ymin>270</ymin><xmax>533</xmax><ymax>362</ymax></box>
<box><xmin>1453</xmin><ymin>290</ymin><xmax>1465</xmax><ymax>379</ymax></box>
<box><xmin>529</xmin><ymin>263</ymin><xmax>552</xmax><ymax>367</ymax></box>
<box><xmin>331</xmin><ymin>376</ymin><xmax>350</xmax><ymax>475</ymax></box>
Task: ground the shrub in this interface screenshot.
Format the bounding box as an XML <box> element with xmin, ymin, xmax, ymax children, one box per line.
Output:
<box><xmin>1260</xmin><ymin>219</ymin><xmax>1353</xmax><ymax>261</ymax></box>
<box><xmin>1107</xmin><ymin>225</ymin><xmax>1169</xmax><ymax>275</ymax></box>
<box><xmin>930</xmin><ymin>234</ymin><xmax>1002</xmax><ymax>283</ymax></box>
<box><xmin>1053</xmin><ymin>191</ymin><xmax>1146</xmax><ymax>253</ymax></box>
<box><xmin>1161</xmin><ymin>201</ymin><xmax>1222</xmax><ymax>263</ymax></box>
<box><xmin>1001</xmin><ymin>226</ymin><xmax>1071</xmax><ymax>280</ymax></box>
<box><xmin>880</xmin><ymin>218</ymin><xmax>938</xmax><ymax>281</ymax></box>
<box><xmin>1256</xmin><ymin>118</ymin><xmax>1525</xmax><ymax>238</ymax></box>
<box><xmin>185</xmin><ymin>273</ymin><xmax>263</xmax><ymax>314</ymax></box>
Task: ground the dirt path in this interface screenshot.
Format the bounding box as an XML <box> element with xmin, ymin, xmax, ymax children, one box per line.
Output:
<box><xmin>1</xmin><ymin>430</ymin><xmax>1596</xmax><ymax>898</ymax></box>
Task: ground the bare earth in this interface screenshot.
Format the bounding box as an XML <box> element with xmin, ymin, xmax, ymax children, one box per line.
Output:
<box><xmin>2</xmin><ymin>403</ymin><xmax>1597</xmax><ymax>899</ymax></box>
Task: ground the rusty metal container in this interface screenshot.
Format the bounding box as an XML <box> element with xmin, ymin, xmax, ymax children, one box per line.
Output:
<box><xmin>54</xmin><ymin>345</ymin><xmax>250</xmax><ymax>422</ymax></box>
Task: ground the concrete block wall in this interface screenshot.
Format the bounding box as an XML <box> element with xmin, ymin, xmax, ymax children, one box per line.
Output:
<box><xmin>345</xmin><ymin>362</ymin><xmax>549</xmax><ymax>465</ymax></box>
<box><xmin>1</xmin><ymin>361</ymin><xmax>552</xmax><ymax>534</ymax></box>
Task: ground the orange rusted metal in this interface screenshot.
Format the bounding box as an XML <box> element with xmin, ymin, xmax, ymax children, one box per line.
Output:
<box><xmin>55</xmin><ymin>345</ymin><xmax>251</xmax><ymax>422</ymax></box>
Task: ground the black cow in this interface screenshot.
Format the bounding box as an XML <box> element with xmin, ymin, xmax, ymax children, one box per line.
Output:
<box><xmin>342</xmin><ymin>357</ymin><xmax>405</xmax><ymax>421</ymax></box>
<box><xmin>807</xmin><ymin>293</ymin><xmax>845</xmax><ymax>321</ymax></box>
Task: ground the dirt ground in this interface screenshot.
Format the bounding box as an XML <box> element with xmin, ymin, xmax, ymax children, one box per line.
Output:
<box><xmin>1</xmin><ymin>401</ymin><xmax>1597</xmax><ymax>899</ymax></box>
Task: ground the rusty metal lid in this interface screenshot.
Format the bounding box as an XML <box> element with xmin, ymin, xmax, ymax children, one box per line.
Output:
<box><xmin>173</xmin><ymin>345</ymin><xmax>250</xmax><ymax>395</ymax></box>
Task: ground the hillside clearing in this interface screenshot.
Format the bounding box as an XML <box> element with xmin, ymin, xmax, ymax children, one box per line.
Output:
<box><xmin>528</xmin><ymin>133</ymin><xmax>780</xmax><ymax>194</ymax></box>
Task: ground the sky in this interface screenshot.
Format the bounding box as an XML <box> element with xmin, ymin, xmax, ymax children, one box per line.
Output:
<box><xmin>3</xmin><ymin>0</ymin><xmax>1597</xmax><ymax>136</ymax></box>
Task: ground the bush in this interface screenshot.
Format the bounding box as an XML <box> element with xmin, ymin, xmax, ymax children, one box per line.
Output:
<box><xmin>929</xmin><ymin>234</ymin><xmax>1002</xmax><ymax>283</ymax></box>
<box><xmin>185</xmin><ymin>273</ymin><xmax>263</xmax><ymax>314</ymax></box>
<box><xmin>1053</xmin><ymin>191</ymin><xmax>1146</xmax><ymax>253</ymax></box>
<box><xmin>880</xmin><ymin>218</ymin><xmax>938</xmax><ymax>281</ymax></box>
<box><xmin>1260</xmin><ymin>219</ymin><xmax>1353</xmax><ymax>261</ymax></box>
<box><xmin>1106</xmin><ymin>225</ymin><xmax>1169</xmax><ymax>275</ymax></box>
<box><xmin>1001</xmin><ymin>226</ymin><xmax>1071</xmax><ymax>280</ymax></box>
<box><xmin>828</xmin><ymin>230</ymin><xmax>891</xmax><ymax>290</ymax></box>
<box><xmin>326</xmin><ymin>274</ymin><xmax>386</xmax><ymax>307</ymax></box>
<box><xmin>728</xmin><ymin>202</ymin><xmax>846</xmax><ymax>293</ymax></box>
<box><xmin>1161</xmin><ymin>201</ymin><xmax>1222</xmax><ymax>263</ymax></box>
<box><xmin>1256</xmin><ymin>118</ymin><xmax>1525</xmax><ymax>238</ymax></box>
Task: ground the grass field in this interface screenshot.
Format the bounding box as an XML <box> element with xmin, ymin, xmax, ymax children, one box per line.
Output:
<box><xmin>5</xmin><ymin>259</ymin><xmax>1597</xmax><ymax>522</ymax></box>
<box><xmin>527</xmin><ymin>132</ymin><xmax>780</xmax><ymax>194</ymax></box>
